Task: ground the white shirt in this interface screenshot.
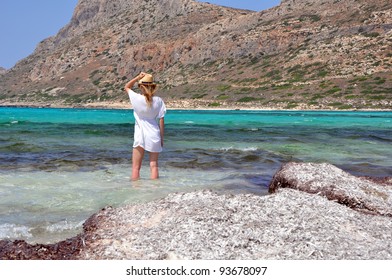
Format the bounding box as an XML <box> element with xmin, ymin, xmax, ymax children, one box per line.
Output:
<box><xmin>127</xmin><ymin>89</ymin><xmax>166</xmax><ymax>152</ymax></box>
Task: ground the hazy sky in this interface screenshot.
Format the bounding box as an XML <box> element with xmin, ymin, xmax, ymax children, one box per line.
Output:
<box><xmin>0</xmin><ymin>0</ymin><xmax>281</xmax><ymax>69</ymax></box>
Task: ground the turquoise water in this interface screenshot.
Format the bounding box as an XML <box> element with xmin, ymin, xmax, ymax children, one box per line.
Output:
<box><xmin>1</xmin><ymin>107</ymin><xmax>391</xmax><ymax>243</ymax></box>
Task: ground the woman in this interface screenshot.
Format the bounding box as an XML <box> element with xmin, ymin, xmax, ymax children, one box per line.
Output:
<box><xmin>124</xmin><ymin>72</ymin><xmax>166</xmax><ymax>180</ymax></box>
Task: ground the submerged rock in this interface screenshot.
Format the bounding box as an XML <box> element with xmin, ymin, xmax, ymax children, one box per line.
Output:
<box><xmin>1</xmin><ymin>162</ymin><xmax>392</xmax><ymax>260</ymax></box>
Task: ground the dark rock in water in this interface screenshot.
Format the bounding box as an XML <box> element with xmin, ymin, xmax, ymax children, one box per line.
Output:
<box><xmin>0</xmin><ymin>236</ymin><xmax>83</xmax><ymax>260</ymax></box>
<box><xmin>268</xmin><ymin>162</ymin><xmax>392</xmax><ymax>216</ymax></box>
<box><xmin>1</xmin><ymin>163</ymin><xmax>392</xmax><ymax>260</ymax></box>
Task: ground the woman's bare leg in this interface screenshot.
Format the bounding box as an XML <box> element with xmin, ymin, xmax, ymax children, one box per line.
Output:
<box><xmin>132</xmin><ymin>146</ymin><xmax>145</xmax><ymax>180</ymax></box>
<box><xmin>149</xmin><ymin>152</ymin><xmax>159</xmax><ymax>179</ymax></box>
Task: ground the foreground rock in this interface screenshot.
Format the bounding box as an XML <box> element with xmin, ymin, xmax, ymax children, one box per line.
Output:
<box><xmin>1</xmin><ymin>163</ymin><xmax>392</xmax><ymax>260</ymax></box>
<box><xmin>269</xmin><ymin>162</ymin><xmax>392</xmax><ymax>216</ymax></box>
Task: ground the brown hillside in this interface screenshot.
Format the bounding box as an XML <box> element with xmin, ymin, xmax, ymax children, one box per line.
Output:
<box><xmin>0</xmin><ymin>0</ymin><xmax>391</xmax><ymax>109</ymax></box>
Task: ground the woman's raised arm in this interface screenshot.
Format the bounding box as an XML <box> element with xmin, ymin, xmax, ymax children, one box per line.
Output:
<box><xmin>124</xmin><ymin>72</ymin><xmax>146</xmax><ymax>92</ymax></box>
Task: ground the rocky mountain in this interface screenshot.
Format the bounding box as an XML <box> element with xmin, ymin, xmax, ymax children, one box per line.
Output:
<box><xmin>0</xmin><ymin>67</ymin><xmax>6</xmax><ymax>75</ymax></box>
<box><xmin>0</xmin><ymin>0</ymin><xmax>391</xmax><ymax>109</ymax></box>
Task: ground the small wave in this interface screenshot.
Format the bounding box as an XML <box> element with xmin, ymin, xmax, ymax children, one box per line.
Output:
<box><xmin>236</xmin><ymin>127</ymin><xmax>261</xmax><ymax>132</ymax></box>
<box><xmin>0</xmin><ymin>223</ymin><xmax>33</xmax><ymax>240</ymax></box>
<box><xmin>218</xmin><ymin>147</ymin><xmax>258</xmax><ymax>152</ymax></box>
<box><xmin>0</xmin><ymin>120</ymin><xmax>29</xmax><ymax>126</ymax></box>
<box><xmin>46</xmin><ymin>220</ymin><xmax>84</xmax><ymax>233</ymax></box>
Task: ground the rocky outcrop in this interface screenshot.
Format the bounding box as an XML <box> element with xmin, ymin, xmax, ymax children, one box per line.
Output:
<box><xmin>0</xmin><ymin>67</ymin><xmax>6</xmax><ymax>75</ymax></box>
<box><xmin>269</xmin><ymin>162</ymin><xmax>392</xmax><ymax>216</ymax></box>
<box><xmin>0</xmin><ymin>0</ymin><xmax>391</xmax><ymax>110</ymax></box>
<box><xmin>1</xmin><ymin>162</ymin><xmax>391</xmax><ymax>260</ymax></box>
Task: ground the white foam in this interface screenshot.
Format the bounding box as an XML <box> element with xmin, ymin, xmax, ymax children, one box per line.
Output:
<box><xmin>0</xmin><ymin>223</ymin><xmax>33</xmax><ymax>240</ymax></box>
<box><xmin>217</xmin><ymin>146</ymin><xmax>258</xmax><ymax>152</ymax></box>
<box><xmin>46</xmin><ymin>220</ymin><xmax>85</xmax><ymax>233</ymax></box>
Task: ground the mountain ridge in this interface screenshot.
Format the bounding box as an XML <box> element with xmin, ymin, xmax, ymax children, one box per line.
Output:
<box><xmin>0</xmin><ymin>0</ymin><xmax>391</xmax><ymax>110</ymax></box>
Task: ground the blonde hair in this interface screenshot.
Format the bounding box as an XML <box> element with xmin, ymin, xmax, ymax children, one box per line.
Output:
<box><xmin>138</xmin><ymin>84</ymin><xmax>158</xmax><ymax>107</ymax></box>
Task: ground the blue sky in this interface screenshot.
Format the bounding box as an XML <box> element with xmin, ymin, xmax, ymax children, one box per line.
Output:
<box><xmin>199</xmin><ymin>0</ymin><xmax>280</xmax><ymax>11</ymax></box>
<box><xmin>0</xmin><ymin>0</ymin><xmax>280</xmax><ymax>69</ymax></box>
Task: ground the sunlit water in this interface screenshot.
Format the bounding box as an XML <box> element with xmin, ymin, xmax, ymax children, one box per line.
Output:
<box><xmin>1</xmin><ymin>107</ymin><xmax>391</xmax><ymax>243</ymax></box>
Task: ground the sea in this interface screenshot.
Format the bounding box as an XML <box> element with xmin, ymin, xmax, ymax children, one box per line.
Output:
<box><xmin>0</xmin><ymin>107</ymin><xmax>391</xmax><ymax>244</ymax></box>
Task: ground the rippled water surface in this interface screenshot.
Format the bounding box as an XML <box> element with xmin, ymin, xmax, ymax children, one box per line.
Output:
<box><xmin>1</xmin><ymin>107</ymin><xmax>391</xmax><ymax>243</ymax></box>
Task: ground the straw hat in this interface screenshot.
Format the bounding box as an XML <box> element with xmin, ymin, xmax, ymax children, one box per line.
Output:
<box><xmin>138</xmin><ymin>74</ymin><xmax>156</xmax><ymax>85</ymax></box>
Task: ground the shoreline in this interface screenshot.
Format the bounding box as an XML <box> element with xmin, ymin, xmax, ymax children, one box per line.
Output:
<box><xmin>1</xmin><ymin>101</ymin><xmax>391</xmax><ymax>112</ymax></box>
<box><xmin>1</xmin><ymin>162</ymin><xmax>391</xmax><ymax>260</ymax></box>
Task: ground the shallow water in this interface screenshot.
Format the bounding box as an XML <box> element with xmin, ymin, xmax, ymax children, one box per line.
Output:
<box><xmin>0</xmin><ymin>107</ymin><xmax>391</xmax><ymax>243</ymax></box>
